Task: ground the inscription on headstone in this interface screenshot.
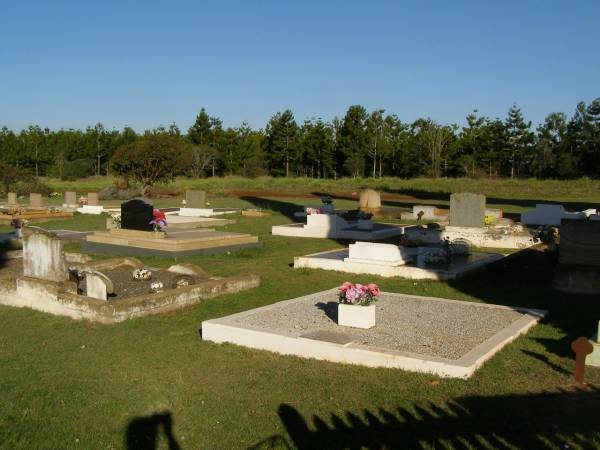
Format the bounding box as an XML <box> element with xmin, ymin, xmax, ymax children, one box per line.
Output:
<box><xmin>186</xmin><ymin>190</ymin><xmax>206</xmax><ymax>209</ymax></box>
<box><xmin>22</xmin><ymin>229</ymin><xmax>68</xmax><ymax>281</ymax></box>
<box><xmin>449</xmin><ymin>193</ymin><xmax>486</xmax><ymax>228</ymax></box>
<box><xmin>30</xmin><ymin>193</ymin><xmax>43</xmax><ymax>208</ymax></box>
<box><xmin>7</xmin><ymin>192</ymin><xmax>17</xmax><ymax>206</ymax></box>
<box><xmin>121</xmin><ymin>199</ymin><xmax>154</xmax><ymax>231</ymax></box>
<box><xmin>64</xmin><ymin>191</ymin><xmax>77</xmax><ymax>206</ymax></box>
<box><xmin>87</xmin><ymin>192</ymin><xmax>99</xmax><ymax>206</ymax></box>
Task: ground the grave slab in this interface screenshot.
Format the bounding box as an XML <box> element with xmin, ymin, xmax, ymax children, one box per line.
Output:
<box><xmin>202</xmin><ymin>289</ymin><xmax>546</xmax><ymax>378</ymax></box>
<box><xmin>295</xmin><ymin>247</ymin><xmax>502</xmax><ymax>280</ymax></box>
<box><xmin>449</xmin><ymin>193</ymin><xmax>486</xmax><ymax>228</ymax></box>
<box><xmin>186</xmin><ymin>190</ymin><xmax>206</xmax><ymax>208</ymax></box>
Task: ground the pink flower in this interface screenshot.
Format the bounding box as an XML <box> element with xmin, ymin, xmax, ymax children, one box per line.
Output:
<box><xmin>339</xmin><ymin>281</ymin><xmax>353</xmax><ymax>292</ymax></box>
<box><xmin>367</xmin><ymin>283</ymin><xmax>380</xmax><ymax>297</ymax></box>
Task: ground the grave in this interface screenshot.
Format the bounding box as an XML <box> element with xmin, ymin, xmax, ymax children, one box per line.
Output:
<box><xmin>293</xmin><ymin>196</ymin><xmax>345</xmax><ymax>219</ymax></box>
<box><xmin>521</xmin><ymin>204</ymin><xmax>597</xmax><ymax>226</ymax></box>
<box><xmin>186</xmin><ymin>190</ymin><xmax>206</xmax><ymax>208</ymax></box>
<box><xmin>7</xmin><ymin>192</ymin><xmax>18</xmax><ymax>206</ymax></box>
<box><xmin>84</xmin><ymin>199</ymin><xmax>259</xmax><ymax>257</ymax></box>
<box><xmin>29</xmin><ymin>193</ymin><xmax>44</xmax><ymax>209</ymax></box>
<box><xmin>403</xmin><ymin>205</ymin><xmax>449</xmax><ymax>222</ymax></box>
<box><xmin>441</xmin><ymin>193</ymin><xmax>537</xmax><ymax>249</ymax></box>
<box><xmin>76</xmin><ymin>191</ymin><xmax>105</xmax><ymax>214</ymax></box>
<box><xmin>63</xmin><ymin>191</ymin><xmax>78</xmax><ymax>208</ymax></box>
<box><xmin>176</xmin><ymin>190</ymin><xmax>240</xmax><ymax>218</ymax></box>
<box><xmin>553</xmin><ymin>219</ymin><xmax>600</xmax><ymax>294</ymax></box>
<box><xmin>356</xmin><ymin>189</ymin><xmax>406</xmax><ymax>219</ymax></box>
<box><xmin>294</xmin><ymin>241</ymin><xmax>503</xmax><ymax>280</ymax></box>
<box><xmin>202</xmin><ymin>289</ymin><xmax>546</xmax><ymax>378</ymax></box>
<box><xmin>0</xmin><ymin>227</ymin><xmax>260</xmax><ymax>323</ymax></box>
<box><xmin>272</xmin><ymin>213</ymin><xmax>405</xmax><ymax>241</ymax></box>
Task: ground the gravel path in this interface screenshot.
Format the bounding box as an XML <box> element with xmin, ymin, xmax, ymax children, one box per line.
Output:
<box><xmin>234</xmin><ymin>292</ymin><xmax>526</xmax><ymax>360</ymax></box>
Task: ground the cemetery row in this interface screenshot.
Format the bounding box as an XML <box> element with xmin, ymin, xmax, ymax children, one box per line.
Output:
<box><xmin>0</xmin><ymin>189</ymin><xmax>598</xmax><ymax>378</ymax></box>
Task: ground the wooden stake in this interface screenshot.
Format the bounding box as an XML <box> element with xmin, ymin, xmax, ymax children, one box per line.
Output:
<box><xmin>571</xmin><ymin>336</ymin><xmax>593</xmax><ymax>383</ymax></box>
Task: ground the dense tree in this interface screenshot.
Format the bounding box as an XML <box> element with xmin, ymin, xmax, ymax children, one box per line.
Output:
<box><xmin>111</xmin><ymin>135</ymin><xmax>181</xmax><ymax>196</ymax></box>
<box><xmin>1</xmin><ymin>97</ymin><xmax>599</xmax><ymax>181</ymax></box>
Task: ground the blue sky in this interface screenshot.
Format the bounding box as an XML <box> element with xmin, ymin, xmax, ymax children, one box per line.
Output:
<box><xmin>1</xmin><ymin>1</ymin><xmax>598</xmax><ymax>132</ymax></box>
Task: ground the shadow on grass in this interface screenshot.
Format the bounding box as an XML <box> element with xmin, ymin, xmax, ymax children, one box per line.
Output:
<box><xmin>125</xmin><ymin>411</ymin><xmax>181</xmax><ymax>450</ymax></box>
<box><xmin>250</xmin><ymin>387</ymin><xmax>600</xmax><ymax>449</ymax></box>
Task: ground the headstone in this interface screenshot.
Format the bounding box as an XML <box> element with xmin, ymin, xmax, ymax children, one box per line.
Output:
<box><xmin>359</xmin><ymin>189</ymin><xmax>381</xmax><ymax>210</ymax></box>
<box><xmin>22</xmin><ymin>228</ymin><xmax>68</xmax><ymax>281</ymax></box>
<box><xmin>7</xmin><ymin>192</ymin><xmax>17</xmax><ymax>206</ymax></box>
<box><xmin>30</xmin><ymin>193</ymin><xmax>43</xmax><ymax>208</ymax></box>
<box><xmin>121</xmin><ymin>199</ymin><xmax>154</xmax><ymax>231</ymax></box>
<box><xmin>84</xmin><ymin>271</ymin><xmax>114</xmax><ymax>300</ymax></box>
<box><xmin>87</xmin><ymin>192</ymin><xmax>99</xmax><ymax>206</ymax></box>
<box><xmin>571</xmin><ymin>336</ymin><xmax>593</xmax><ymax>383</ymax></box>
<box><xmin>305</xmin><ymin>214</ymin><xmax>344</xmax><ymax>232</ymax></box>
<box><xmin>64</xmin><ymin>191</ymin><xmax>77</xmax><ymax>206</ymax></box>
<box><xmin>186</xmin><ymin>191</ymin><xmax>206</xmax><ymax>209</ymax></box>
<box><xmin>559</xmin><ymin>220</ymin><xmax>600</xmax><ymax>267</ymax></box>
<box><xmin>449</xmin><ymin>193</ymin><xmax>485</xmax><ymax>228</ymax></box>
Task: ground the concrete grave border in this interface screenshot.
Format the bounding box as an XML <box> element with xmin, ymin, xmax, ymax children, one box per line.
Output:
<box><xmin>202</xmin><ymin>289</ymin><xmax>547</xmax><ymax>379</ymax></box>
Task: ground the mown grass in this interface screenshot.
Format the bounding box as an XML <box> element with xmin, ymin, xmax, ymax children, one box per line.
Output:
<box><xmin>41</xmin><ymin>175</ymin><xmax>600</xmax><ymax>205</ymax></box>
<box><xmin>0</xmin><ymin>187</ymin><xmax>599</xmax><ymax>449</ymax></box>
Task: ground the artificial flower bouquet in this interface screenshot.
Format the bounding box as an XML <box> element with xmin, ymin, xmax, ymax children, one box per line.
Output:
<box><xmin>150</xmin><ymin>209</ymin><xmax>167</xmax><ymax>232</ymax></box>
<box><xmin>338</xmin><ymin>281</ymin><xmax>380</xmax><ymax>306</ymax></box>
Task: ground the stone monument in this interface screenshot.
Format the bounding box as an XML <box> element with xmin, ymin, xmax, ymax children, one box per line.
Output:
<box><xmin>87</xmin><ymin>192</ymin><xmax>99</xmax><ymax>206</ymax></box>
<box><xmin>22</xmin><ymin>228</ymin><xmax>68</xmax><ymax>282</ymax></box>
<box><xmin>121</xmin><ymin>199</ymin><xmax>154</xmax><ymax>231</ymax></box>
<box><xmin>186</xmin><ymin>190</ymin><xmax>206</xmax><ymax>209</ymax></box>
<box><xmin>30</xmin><ymin>193</ymin><xmax>43</xmax><ymax>209</ymax></box>
<box><xmin>64</xmin><ymin>191</ymin><xmax>77</xmax><ymax>207</ymax></box>
<box><xmin>7</xmin><ymin>192</ymin><xmax>17</xmax><ymax>206</ymax></box>
<box><xmin>359</xmin><ymin>189</ymin><xmax>381</xmax><ymax>211</ymax></box>
<box><xmin>449</xmin><ymin>193</ymin><xmax>485</xmax><ymax>228</ymax></box>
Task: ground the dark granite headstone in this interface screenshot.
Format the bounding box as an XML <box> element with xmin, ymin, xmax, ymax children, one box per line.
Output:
<box><xmin>121</xmin><ymin>198</ymin><xmax>153</xmax><ymax>231</ymax></box>
<box><xmin>559</xmin><ymin>219</ymin><xmax>600</xmax><ymax>267</ymax></box>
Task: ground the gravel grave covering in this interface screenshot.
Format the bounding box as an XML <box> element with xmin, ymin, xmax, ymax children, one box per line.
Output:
<box><xmin>81</xmin><ymin>268</ymin><xmax>208</xmax><ymax>299</ymax></box>
<box><xmin>233</xmin><ymin>292</ymin><xmax>526</xmax><ymax>360</ymax></box>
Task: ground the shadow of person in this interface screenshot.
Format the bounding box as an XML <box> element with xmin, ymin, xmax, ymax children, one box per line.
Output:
<box><xmin>125</xmin><ymin>411</ymin><xmax>181</xmax><ymax>450</ymax></box>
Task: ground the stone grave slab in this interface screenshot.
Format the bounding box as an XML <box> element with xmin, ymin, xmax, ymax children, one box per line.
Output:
<box><xmin>202</xmin><ymin>289</ymin><xmax>547</xmax><ymax>378</ymax></box>
<box><xmin>64</xmin><ymin>191</ymin><xmax>77</xmax><ymax>207</ymax></box>
<box><xmin>22</xmin><ymin>229</ymin><xmax>68</xmax><ymax>281</ymax></box>
<box><xmin>87</xmin><ymin>192</ymin><xmax>99</xmax><ymax>206</ymax></box>
<box><xmin>7</xmin><ymin>192</ymin><xmax>17</xmax><ymax>206</ymax></box>
<box><xmin>449</xmin><ymin>193</ymin><xmax>485</xmax><ymax>228</ymax></box>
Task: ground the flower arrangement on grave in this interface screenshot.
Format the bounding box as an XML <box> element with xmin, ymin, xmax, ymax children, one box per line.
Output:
<box><xmin>338</xmin><ymin>282</ymin><xmax>380</xmax><ymax>306</ymax></box>
<box><xmin>150</xmin><ymin>209</ymin><xmax>167</xmax><ymax>232</ymax></box>
<box><xmin>306</xmin><ymin>207</ymin><xmax>322</xmax><ymax>215</ymax></box>
<box><xmin>79</xmin><ymin>196</ymin><xmax>88</xmax><ymax>205</ymax></box>
<box><xmin>50</xmin><ymin>191</ymin><xmax>62</xmax><ymax>198</ymax></box>
<box><xmin>132</xmin><ymin>268</ymin><xmax>152</xmax><ymax>280</ymax></box>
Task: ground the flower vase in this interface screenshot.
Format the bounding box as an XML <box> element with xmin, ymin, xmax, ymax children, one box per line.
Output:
<box><xmin>338</xmin><ymin>303</ymin><xmax>376</xmax><ymax>329</ymax></box>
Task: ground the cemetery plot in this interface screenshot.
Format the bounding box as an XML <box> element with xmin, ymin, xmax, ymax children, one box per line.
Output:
<box><xmin>294</xmin><ymin>246</ymin><xmax>503</xmax><ymax>280</ymax></box>
<box><xmin>0</xmin><ymin>228</ymin><xmax>260</xmax><ymax>323</ymax></box>
<box><xmin>0</xmin><ymin>192</ymin><xmax>73</xmax><ymax>222</ymax></box>
<box><xmin>202</xmin><ymin>289</ymin><xmax>546</xmax><ymax>378</ymax></box>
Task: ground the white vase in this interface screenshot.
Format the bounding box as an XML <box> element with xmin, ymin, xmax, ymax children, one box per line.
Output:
<box><xmin>338</xmin><ymin>303</ymin><xmax>376</xmax><ymax>329</ymax></box>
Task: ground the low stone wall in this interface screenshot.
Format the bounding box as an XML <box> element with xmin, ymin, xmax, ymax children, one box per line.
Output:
<box><xmin>1</xmin><ymin>273</ymin><xmax>260</xmax><ymax>324</ymax></box>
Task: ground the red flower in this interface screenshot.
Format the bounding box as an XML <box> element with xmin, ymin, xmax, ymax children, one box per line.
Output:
<box><xmin>153</xmin><ymin>209</ymin><xmax>166</xmax><ymax>221</ymax></box>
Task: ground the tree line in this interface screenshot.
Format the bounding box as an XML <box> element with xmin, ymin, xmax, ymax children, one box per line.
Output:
<box><xmin>1</xmin><ymin>98</ymin><xmax>599</xmax><ymax>180</ymax></box>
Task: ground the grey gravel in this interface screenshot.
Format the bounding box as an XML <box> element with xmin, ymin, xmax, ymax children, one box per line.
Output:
<box><xmin>234</xmin><ymin>292</ymin><xmax>526</xmax><ymax>360</ymax></box>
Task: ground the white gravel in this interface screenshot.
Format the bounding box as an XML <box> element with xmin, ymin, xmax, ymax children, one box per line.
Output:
<box><xmin>234</xmin><ymin>292</ymin><xmax>526</xmax><ymax>360</ymax></box>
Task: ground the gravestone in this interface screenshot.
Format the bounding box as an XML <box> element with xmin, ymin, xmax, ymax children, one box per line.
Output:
<box><xmin>84</xmin><ymin>271</ymin><xmax>114</xmax><ymax>301</ymax></box>
<box><xmin>559</xmin><ymin>219</ymin><xmax>600</xmax><ymax>267</ymax></box>
<box><xmin>87</xmin><ymin>192</ymin><xmax>99</xmax><ymax>206</ymax></box>
<box><xmin>22</xmin><ymin>228</ymin><xmax>68</xmax><ymax>281</ymax></box>
<box><xmin>449</xmin><ymin>193</ymin><xmax>485</xmax><ymax>228</ymax></box>
<box><xmin>64</xmin><ymin>191</ymin><xmax>77</xmax><ymax>206</ymax></box>
<box><xmin>347</xmin><ymin>242</ymin><xmax>409</xmax><ymax>265</ymax></box>
<box><xmin>7</xmin><ymin>192</ymin><xmax>17</xmax><ymax>206</ymax></box>
<box><xmin>30</xmin><ymin>193</ymin><xmax>43</xmax><ymax>208</ymax></box>
<box><xmin>186</xmin><ymin>190</ymin><xmax>206</xmax><ymax>209</ymax></box>
<box><xmin>359</xmin><ymin>189</ymin><xmax>381</xmax><ymax>210</ymax></box>
<box><xmin>121</xmin><ymin>199</ymin><xmax>154</xmax><ymax>231</ymax></box>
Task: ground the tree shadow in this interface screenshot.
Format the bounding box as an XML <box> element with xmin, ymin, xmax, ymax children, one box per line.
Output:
<box><xmin>250</xmin><ymin>387</ymin><xmax>600</xmax><ymax>449</ymax></box>
<box><xmin>125</xmin><ymin>411</ymin><xmax>181</xmax><ymax>450</ymax></box>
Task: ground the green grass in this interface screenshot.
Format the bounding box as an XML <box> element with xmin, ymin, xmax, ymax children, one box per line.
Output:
<box><xmin>1</xmin><ymin>186</ymin><xmax>599</xmax><ymax>449</ymax></box>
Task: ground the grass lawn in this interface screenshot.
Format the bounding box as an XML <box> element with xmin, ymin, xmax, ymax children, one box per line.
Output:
<box><xmin>1</xmin><ymin>187</ymin><xmax>599</xmax><ymax>449</ymax></box>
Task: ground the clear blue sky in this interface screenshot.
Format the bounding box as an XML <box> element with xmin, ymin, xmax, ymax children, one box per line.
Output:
<box><xmin>1</xmin><ymin>0</ymin><xmax>598</xmax><ymax>132</ymax></box>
